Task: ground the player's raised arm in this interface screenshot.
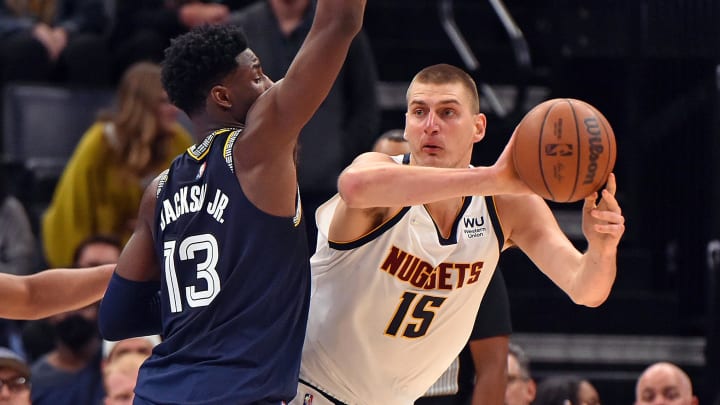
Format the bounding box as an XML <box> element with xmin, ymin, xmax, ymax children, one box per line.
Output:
<box><xmin>0</xmin><ymin>264</ymin><xmax>114</xmax><ymax>320</ymax></box>
<box><xmin>234</xmin><ymin>0</ymin><xmax>367</xmax><ymax>217</ymax></box>
<box><xmin>245</xmin><ymin>0</ymin><xmax>366</xmax><ymax>149</ymax></box>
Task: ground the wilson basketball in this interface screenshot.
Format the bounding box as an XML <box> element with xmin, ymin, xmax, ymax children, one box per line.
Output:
<box><xmin>512</xmin><ymin>98</ymin><xmax>616</xmax><ymax>203</ymax></box>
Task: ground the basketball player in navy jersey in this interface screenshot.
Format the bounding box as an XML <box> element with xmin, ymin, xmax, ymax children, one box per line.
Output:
<box><xmin>294</xmin><ymin>64</ymin><xmax>625</xmax><ymax>405</ymax></box>
<box><xmin>97</xmin><ymin>0</ymin><xmax>367</xmax><ymax>403</ymax></box>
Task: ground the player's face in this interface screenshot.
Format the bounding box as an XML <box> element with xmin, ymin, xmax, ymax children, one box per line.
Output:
<box><xmin>225</xmin><ymin>49</ymin><xmax>274</xmax><ymax>122</ymax></box>
<box><xmin>635</xmin><ymin>367</ymin><xmax>695</xmax><ymax>405</ymax></box>
<box><xmin>404</xmin><ymin>81</ymin><xmax>485</xmax><ymax>168</ymax></box>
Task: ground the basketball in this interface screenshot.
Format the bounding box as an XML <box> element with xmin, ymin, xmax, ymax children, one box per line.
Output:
<box><xmin>512</xmin><ymin>98</ymin><xmax>616</xmax><ymax>203</ymax></box>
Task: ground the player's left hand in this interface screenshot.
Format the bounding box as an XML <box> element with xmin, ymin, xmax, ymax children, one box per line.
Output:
<box><xmin>582</xmin><ymin>173</ymin><xmax>625</xmax><ymax>253</ymax></box>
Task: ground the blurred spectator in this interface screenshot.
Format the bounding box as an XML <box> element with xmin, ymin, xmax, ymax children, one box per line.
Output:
<box><xmin>231</xmin><ymin>0</ymin><xmax>380</xmax><ymax>248</ymax></box>
<box><xmin>0</xmin><ymin>193</ymin><xmax>36</xmax><ymax>276</ymax></box>
<box><xmin>372</xmin><ymin>129</ymin><xmax>410</xmax><ymax>156</ymax></box>
<box><xmin>26</xmin><ymin>235</ymin><xmax>120</xmax><ymax>404</ymax></box>
<box><xmin>101</xmin><ymin>335</ymin><xmax>158</xmax><ymax>405</ymax></box>
<box><xmin>0</xmin><ymin>346</ymin><xmax>31</xmax><ymax>405</ymax></box>
<box><xmin>102</xmin><ymin>335</ymin><xmax>160</xmax><ymax>365</ymax></box>
<box><xmin>109</xmin><ymin>0</ymin><xmax>254</xmax><ymax>81</ymax></box>
<box><xmin>0</xmin><ymin>0</ymin><xmax>111</xmax><ymax>85</ymax></box>
<box><xmin>534</xmin><ymin>375</ymin><xmax>600</xmax><ymax>405</ymax></box>
<box><xmin>41</xmin><ymin>62</ymin><xmax>193</xmax><ymax>267</ymax></box>
<box><xmin>102</xmin><ymin>352</ymin><xmax>146</xmax><ymax>405</ymax></box>
<box><xmin>634</xmin><ymin>362</ymin><xmax>698</xmax><ymax>405</ymax></box>
<box><xmin>506</xmin><ymin>342</ymin><xmax>536</xmax><ymax>405</ymax></box>
<box><xmin>29</xmin><ymin>303</ymin><xmax>104</xmax><ymax>405</ymax></box>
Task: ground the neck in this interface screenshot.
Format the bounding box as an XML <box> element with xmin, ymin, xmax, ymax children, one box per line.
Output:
<box><xmin>424</xmin><ymin>197</ymin><xmax>465</xmax><ymax>238</ymax></box>
<box><xmin>190</xmin><ymin>115</ymin><xmax>243</xmax><ymax>142</ymax></box>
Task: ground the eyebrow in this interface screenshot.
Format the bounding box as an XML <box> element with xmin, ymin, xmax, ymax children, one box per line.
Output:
<box><xmin>409</xmin><ymin>98</ymin><xmax>462</xmax><ymax>107</ymax></box>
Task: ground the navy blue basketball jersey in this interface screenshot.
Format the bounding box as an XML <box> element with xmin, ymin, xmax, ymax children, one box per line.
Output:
<box><xmin>135</xmin><ymin>128</ymin><xmax>310</xmax><ymax>404</ymax></box>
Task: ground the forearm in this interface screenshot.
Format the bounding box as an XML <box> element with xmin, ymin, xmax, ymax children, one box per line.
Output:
<box><xmin>572</xmin><ymin>248</ymin><xmax>617</xmax><ymax>307</ymax></box>
<box><xmin>338</xmin><ymin>159</ymin><xmax>500</xmax><ymax>208</ymax></box>
<box><xmin>471</xmin><ymin>370</ymin><xmax>505</xmax><ymax>405</ymax></box>
<box><xmin>468</xmin><ymin>336</ymin><xmax>509</xmax><ymax>405</ymax></box>
<box><xmin>1</xmin><ymin>265</ymin><xmax>114</xmax><ymax>320</ymax></box>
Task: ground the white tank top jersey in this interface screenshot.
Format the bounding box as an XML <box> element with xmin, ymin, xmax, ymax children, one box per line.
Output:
<box><xmin>299</xmin><ymin>157</ymin><xmax>504</xmax><ymax>405</ymax></box>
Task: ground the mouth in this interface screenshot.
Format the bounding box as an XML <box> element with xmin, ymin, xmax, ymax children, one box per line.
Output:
<box><xmin>422</xmin><ymin>144</ymin><xmax>442</xmax><ymax>154</ymax></box>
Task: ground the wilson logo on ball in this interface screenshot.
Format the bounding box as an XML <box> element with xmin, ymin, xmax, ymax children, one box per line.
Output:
<box><xmin>583</xmin><ymin>117</ymin><xmax>604</xmax><ymax>185</ymax></box>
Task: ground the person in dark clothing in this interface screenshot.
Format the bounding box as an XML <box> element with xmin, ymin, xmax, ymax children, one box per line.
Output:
<box><xmin>231</xmin><ymin>0</ymin><xmax>380</xmax><ymax>249</ymax></box>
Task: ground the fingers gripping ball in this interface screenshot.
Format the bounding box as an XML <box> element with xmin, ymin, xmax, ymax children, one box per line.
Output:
<box><xmin>512</xmin><ymin>98</ymin><xmax>616</xmax><ymax>202</ymax></box>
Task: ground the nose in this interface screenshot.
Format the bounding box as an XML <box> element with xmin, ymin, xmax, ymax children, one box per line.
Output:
<box><xmin>424</xmin><ymin>111</ymin><xmax>439</xmax><ymax>134</ymax></box>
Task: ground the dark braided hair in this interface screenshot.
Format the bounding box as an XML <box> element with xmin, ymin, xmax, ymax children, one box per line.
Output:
<box><xmin>161</xmin><ymin>24</ymin><xmax>249</xmax><ymax>116</ymax></box>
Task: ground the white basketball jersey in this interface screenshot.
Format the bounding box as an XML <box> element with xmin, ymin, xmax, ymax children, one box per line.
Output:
<box><xmin>299</xmin><ymin>184</ymin><xmax>503</xmax><ymax>405</ymax></box>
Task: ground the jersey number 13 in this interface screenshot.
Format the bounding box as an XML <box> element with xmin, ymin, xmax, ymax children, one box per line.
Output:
<box><xmin>163</xmin><ymin>234</ymin><xmax>221</xmax><ymax>313</ymax></box>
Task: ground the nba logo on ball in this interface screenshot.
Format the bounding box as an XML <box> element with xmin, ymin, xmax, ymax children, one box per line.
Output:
<box><xmin>512</xmin><ymin>98</ymin><xmax>617</xmax><ymax>203</ymax></box>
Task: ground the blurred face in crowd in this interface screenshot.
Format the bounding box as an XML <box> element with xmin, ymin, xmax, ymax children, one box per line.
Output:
<box><xmin>156</xmin><ymin>91</ymin><xmax>180</xmax><ymax>133</ymax></box>
<box><xmin>373</xmin><ymin>137</ymin><xmax>410</xmax><ymax>156</ymax></box>
<box><xmin>106</xmin><ymin>337</ymin><xmax>155</xmax><ymax>363</ymax></box>
<box><xmin>505</xmin><ymin>352</ymin><xmax>535</xmax><ymax>405</ymax></box>
<box><xmin>0</xmin><ymin>367</ymin><xmax>30</xmax><ymax>405</ymax></box>
<box><xmin>75</xmin><ymin>241</ymin><xmax>120</xmax><ymax>268</ymax></box>
<box><xmin>103</xmin><ymin>352</ymin><xmax>147</xmax><ymax>405</ymax></box>
<box><xmin>577</xmin><ymin>380</ymin><xmax>600</xmax><ymax>405</ymax></box>
<box><xmin>104</xmin><ymin>371</ymin><xmax>135</xmax><ymax>405</ymax></box>
<box><xmin>635</xmin><ymin>363</ymin><xmax>698</xmax><ymax>405</ymax></box>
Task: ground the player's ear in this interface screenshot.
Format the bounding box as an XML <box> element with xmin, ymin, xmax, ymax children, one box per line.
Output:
<box><xmin>472</xmin><ymin>113</ymin><xmax>487</xmax><ymax>143</ymax></box>
<box><xmin>209</xmin><ymin>85</ymin><xmax>232</xmax><ymax>110</ymax></box>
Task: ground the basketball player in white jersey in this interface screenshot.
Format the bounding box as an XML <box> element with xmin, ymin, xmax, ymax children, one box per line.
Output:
<box><xmin>294</xmin><ymin>63</ymin><xmax>625</xmax><ymax>405</ymax></box>
<box><xmin>372</xmin><ymin>129</ymin><xmax>511</xmax><ymax>405</ymax></box>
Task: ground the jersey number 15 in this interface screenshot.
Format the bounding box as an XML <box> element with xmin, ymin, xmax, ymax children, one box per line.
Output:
<box><xmin>386</xmin><ymin>292</ymin><xmax>446</xmax><ymax>338</ymax></box>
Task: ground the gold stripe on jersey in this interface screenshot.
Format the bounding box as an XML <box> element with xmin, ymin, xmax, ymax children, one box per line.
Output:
<box><xmin>156</xmin><ymin>169</ymin><xmax>169</xmax><ymax>198</ymax></box>
<box><xmin>187</xmin><ymin>127</ymin><xmax>240</xmax><ymax>161</ymax></box>
<box><xmin>222</xmin><ymin>129</ymin><xmax>243</xmax><ymax>173</ymax></box>
<box><xmin>293</xmin><ymin>187</ymin><xmax>302</xmax><ymax>227</ymax></box>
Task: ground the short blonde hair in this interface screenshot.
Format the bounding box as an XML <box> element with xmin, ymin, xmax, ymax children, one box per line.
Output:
<box><xmin>408</xmin><ymin>64</ymin><xmax>480</xmax><ymax>113</ymax></box>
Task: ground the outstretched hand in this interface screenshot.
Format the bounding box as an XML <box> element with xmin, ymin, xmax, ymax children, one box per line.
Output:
<box><xmin>582</xmin><ymin>173</ymin><xmax>625</xmax><ymax>252</ymax></box>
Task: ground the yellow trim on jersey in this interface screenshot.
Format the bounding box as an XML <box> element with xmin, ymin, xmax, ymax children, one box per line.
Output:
<box><xmin>187</xmin><ymin>128</ymin><xmax>233</xmax><ymax>161</ymax></box>
<box><xmin>293</xmin><ymin>188</ymin><xmax>303</xmax><ymax>227</ymax></box>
